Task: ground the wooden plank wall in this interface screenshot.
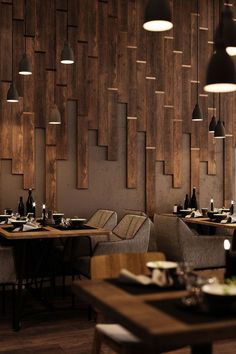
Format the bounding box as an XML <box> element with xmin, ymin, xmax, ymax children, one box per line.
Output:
<box><xmin>0</xmin><ymin>0</ymin><xmax>235</xmax><ymax>214</ymax></box>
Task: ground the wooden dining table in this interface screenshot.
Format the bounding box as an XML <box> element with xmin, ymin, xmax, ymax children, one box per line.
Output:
<box><xmin>0</xmin><ymin>223</ymin><xmax>111</xmax><ymax>331</ymax></box>
<box><xmin>73</xmin><ymin>278</ymin><xmax>236</xmax><ymax>354</ymax></box>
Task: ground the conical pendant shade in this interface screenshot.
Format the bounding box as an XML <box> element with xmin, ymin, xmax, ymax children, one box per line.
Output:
<box><xmin>209</xmin><ymin>115</ymin><xmax>217</xmax><ymax>133</ymax></box>
<box><xmin>204</xmin><ymin>46</ymin><xmax>236</xmax><ymax>93</ymax></box>
<box><xmin>192</xmin><ymin>103</ymin><xmax>203</xmax><ymax>121</ymax></box>
<box><xmin>7</xmin><ymin>83</ymin><xmax>19</xmax><ymax>102</ymax></box>
<box><xmin>143</xmin><ymin>0</ymin><xmax>173</xmax><ymax>32</ymax></box>
<box><xmin>214</xmin><ymin>119</ymin><xmax>225</xmax><ymax>138</ymax></box>
<box><xmin>60</xmin><ymin>41</ymin><xmax>74</xmax><ymax>64</ymax></box>
<box><xmin>19</xmin><ymin>53</ymin><xmax>32</xmax><ymax>75</ymax></box>
<box><xmin>49</xmin><ymin>104</ymin><xmax>61</xmax><ymax>125</ymax></box>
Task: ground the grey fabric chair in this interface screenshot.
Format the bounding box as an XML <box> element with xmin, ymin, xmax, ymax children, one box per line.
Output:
<box><xmin>154</xmin><ymin>214</ymin><xmax>230</xmax><ymax>269</ymax></box>
<box><xmin>73</xmin><ymin>214</ymin><xmax>151</xmax><ymax>277</ymax></box>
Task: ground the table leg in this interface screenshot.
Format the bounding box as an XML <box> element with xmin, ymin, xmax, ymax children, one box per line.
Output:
<box><xmin>191</xmin><ymin>343</ymin><xmax>212</xmax><ymax>354</ymax></box>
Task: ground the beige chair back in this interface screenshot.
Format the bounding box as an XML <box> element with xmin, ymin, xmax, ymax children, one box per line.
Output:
<box><xmin>90</xmin><ymin>252</ymin><xmax>166</xmax><ymax>280</ymax></box>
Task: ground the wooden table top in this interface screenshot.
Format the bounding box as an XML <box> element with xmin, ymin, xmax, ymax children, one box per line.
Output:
<box><xmin>0</xmin><ymin>224</ymin><xmax>111</xmax><ymax>240</ymax></box>
<box><xmin>73</xmin><ymin>279</ymin><xmax>236</xmax><ymax>353</ymax></box>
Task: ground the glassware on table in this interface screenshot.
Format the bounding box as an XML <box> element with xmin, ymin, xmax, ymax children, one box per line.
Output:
<box><xmin>177</xmin><ymin>262</ymin><xmax>218</xmax><ymax>306</ymax></box>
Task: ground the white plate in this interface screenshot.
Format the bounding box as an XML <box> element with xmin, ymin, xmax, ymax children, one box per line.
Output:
<box><xmin>70</xmin><ymin>218</ymin><xmax>86</xmax><ymax>222</ymax></box>
<box><xmin>146</xmin><ymin>261</ymin><xmax>178</xmax><ymax>270</ymax></box>
<box><xmin>202</xmin><ymin>283</ymin><xmax>236</xmax><ymax>296</ymax></box>
<box><xmin>53</xmin><ymin>213</ymin><xmax>64</xmax><ymax>216</ymax></box>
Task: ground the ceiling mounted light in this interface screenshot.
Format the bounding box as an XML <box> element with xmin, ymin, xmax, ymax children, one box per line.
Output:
<box><xmin>204</xmin><ymin>1</ymin><xmax>236</xmax><ymax>93</ymax></box>
<box><xmin>19</xmin><ymin>53</ymin><xmax>32</xmax><ymax>75</ymax></box>
<box><xmin>7</xmin><ymin>82</ymin><xmax>19</xmax><ymax>102</ymax></box>
<box><xmin>143</xmin><ymin>0</ymin><xmax>173</xmax><ymax>32</ymax></box>
<box><xmin>214</xmin><ymin>119</ymin><xmax>225</xmax><ymax>138</ymax></box>
<box><xmin>192</xmin><ymin>0</ymin><xmax>203</xmax><ymax>122</ymax></box>
<box><xmin>49</xmin><ymin>104</ymin><xmax>61</xmax><ymax>125</ymax></box>
<box><xmin>209</xmin><ymin>115</ymin><xmax>217</xmax><ymax>133</ymax></box>
<box><xmin>60</xmin><ymin>41</ymin><xmax>74</xmax><ymax>64</ymax></box>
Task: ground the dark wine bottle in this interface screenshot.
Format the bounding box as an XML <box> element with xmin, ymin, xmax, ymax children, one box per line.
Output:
<box><xmin>18</xmin><ymin>196</ymin><xmax>25</xmax><ymax>217</ymax></box>
<box><xmin>230</xmin><ymin>200</ymin><xmax>234</xmax><ymax>215</ymax></box>
<box><xmin>26</xmin><ymin>189</ymin><xmax>34</xmax><ymax>214</ymax></box>
<box><xmin>184</xmin><ymin>194</ymin><xmax>189</xmax><ymax>209</ymax></box>
<box><xmin>190</xmin><ymin>187</ymin><xmax>198</xmax><ymax>210</ymax></box>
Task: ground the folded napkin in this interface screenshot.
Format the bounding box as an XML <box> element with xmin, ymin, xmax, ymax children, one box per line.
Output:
<box><xmin>223</xmin><ymin>214</ymin><xmax>236</xmax><ymax>224</ymax></box>
<box><xmin>185</xmin><ymin>210</ymin><xmax>202</xmax><ymax>218</ymax></box>
<box><xmin>118</xmin><ymin>269</ymin><xmax>167</xmax><ymax>287</ymax></box>
<box><xmin>22</xmin><ymin>222</ymin><xmax>41</xmax><ymax>231</ymax></box>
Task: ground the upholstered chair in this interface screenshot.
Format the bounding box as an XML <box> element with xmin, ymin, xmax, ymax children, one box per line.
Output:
<box><xmin>154</xmin><ymin>214</ymin><xmax>230</xmax><ymax>269</ymax></box>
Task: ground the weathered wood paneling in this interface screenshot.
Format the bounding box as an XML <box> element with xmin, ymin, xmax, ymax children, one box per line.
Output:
<box><xmin>0</xmin><ymin>3</ymin><xmax>12</xmax><ymax>82</ymax></box>
<box><xmin>136</xmin><ymin>61</ymin><xmax>146</xmax><ymax>132</ymax></box>
<box><xmin>164</xmin><ymin>106</ymin><xmax>174</xmax><ymax>175</ymax></box>
<box><xmin>0</xmin><ymin>83</ymin><xmax>13</xmax><ymax>159</ymax></box>
<box><xmin>156</xmin><ymin>91</ymin><xmax>165</xmax><ymax>162</ymax></box>
<box><xmin>45</xmin><ymin>70</ymin><xmax>57</xmax><ymax>146</ymax></box>
<box><xmin>46</xmin><ymin>145</ymin><xmax>57</xmax><ymax>210</ymax></box>
<box><xmin>127</xmin><ymin>118</ymin><xmax>137</xmax><ymax>189</ymax></box>
<box><xmin>56</xmin><ymin>85</ymin><xmax>68</xmax><ymax>160</ymax></box>
<box><xmin>23</xmin><ymin>37</ymin><xmax>35</xmax><ymax>112</ymax></box>
<box><xmin>224</xmin><ymin>137</ymin><xmax>234</xmax><ymax>207</ymax></box>
<box><xmin>77</xmin><ymin>115</ymin><xmax>88</xmax><ymax>189</ymax></box>
<box><xmin>13</xmin><ymin>0</ymin><xmax>24</xmax><ymax>20</ymax></box>
<box><xmin>34</xmin><ymin>52</ymin><xmax>46</xmax><ymax>128</ymax></box>
<box><xmin>107</xmin><ymin>90</ymin><xmax>118</xmax><ymax>161</ymax></box>
<box><xmin>23</xmin><ymin>112</ymin><xmax>35</xmax><ymax>189</ymax></box>
<box><xmin>77</xmin><ymin>42</ymin><xmax>88</xmax><ymax>116</ymax></box>
<box><xmin>146</xmin><ymin>148</ymin><xmax>156</xmax><ymax>217</ymax></box>
<box><xmin>12</xmin><ymin>98</ymin><xmax>23</xmax><ymax>174</ymax></box>
<box><xmin>56</xmin><ymin>10</ymin><xmax>67</xmax><ymax>85</ymax></box>
<box><xmin>13</xmin><ymin>19</ymin><xmax>24</xmax><ymax>97</ymax></box>
<box><xmin>87</xmin><ymin>57</ymin><xmax>98</xmax><ymax>130</ymax></box>
<box><xmin>25</xmin><ymin>0</ymin><xmax>35</xmax><ymax>36</ymax></box>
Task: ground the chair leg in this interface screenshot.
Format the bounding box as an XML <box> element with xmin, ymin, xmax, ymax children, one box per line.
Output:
<box><xmin>91</xmin><ymin>328</ymin><xmax>102</xmax><ymax>354</ymax></box>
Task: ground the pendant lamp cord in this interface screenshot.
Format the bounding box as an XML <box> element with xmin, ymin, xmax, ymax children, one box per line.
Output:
<box><xmin>196</xmin><ymin>0</ymin><xmax>199</xmax><ymax>102</ymax></box>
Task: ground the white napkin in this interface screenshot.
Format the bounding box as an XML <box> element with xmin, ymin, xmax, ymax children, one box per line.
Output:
<box><xmin>185</xmin><ymin>210</ymin><xmax>202</xmax><ymax>218</ymax></box>
<box><xmin>118</xmin><ymin>269</ymin><xmax>167</xmax><ymax>287</ymax></box>
<box><xmin>22</xmin><ymin>222</ymin><xmax>41</xmax><ymax>231</ymax></box>
<box><xmin>223</xmin><ymin>214</ymin><xmax>236</xmax><ymax>223</ymax></box>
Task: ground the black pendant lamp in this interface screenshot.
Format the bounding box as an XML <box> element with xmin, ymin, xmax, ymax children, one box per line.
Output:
<box><xmin>214</xmin><ymin>119</ymin><xmax>225</xmax><ymax>138</ymax></box>
<box><xmin>209</xmin><ymin>115</ymin><xmax>217</xmax><ymax>133</ymax></box>
<box><xmin>60</xmin><ymin>40</ymin><xmax>74</xmax><ymax>64</ymax></box>
<box><xmin>192</xmin><ymin>0</ymin><xmax>203</xmax><ymax>121</ymax></box>
<box><xmin>49</xmin><ymin>104</ymin><xmax>61</xmax><ymax>125</ymax></box>
<box><xmin>7</xmin><ymin>83</ymin><xmax>19</xmax><ymax>103</ymax></box>
<box><xmin>19</xmin><ymin>53</ymin><xmax>32</xmax><ymax>75</ymax></box>
<box><xmin>204</xmin><ymin>1</ymin><xmax>236</xmax><ymax>93</ymax></box>
<box><xmin>143</xmin><ymin>0</ymin><xmax>173</xmax><ymax>32</ymax></box>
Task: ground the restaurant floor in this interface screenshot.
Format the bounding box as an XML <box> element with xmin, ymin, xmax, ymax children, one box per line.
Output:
<box><xmin>0</xmin><ymin>286</ymin><xmax>236</xmax><ymax>354</ymax></box>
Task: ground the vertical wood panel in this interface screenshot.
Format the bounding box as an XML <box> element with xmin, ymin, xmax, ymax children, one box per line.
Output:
<box><xmin>68</xmin><ymin>0</ymin><xmax>78</xmax><ymax>26</ymax></box>
<box><xmin>191</xmin><ymin>83</ymin><xmax>200</xmax><ymax>149</ymax></box>
<box><xmin>0</xmin><ymin>83</ymin><xmax>13</xmax><ymax>159</ymax></box>
<box><xmin>146</xmin><ymin>148</ymin><xmax>156</xmax><ymax>217</ymax></box>
<box><xmin>34</xmin><ymin>52</ymin><xmax>46</xmax><ymax>128</ymax></box>
<box><xmin>46</xmin><ymin>145</ymin><xmax>57</xmax><ymax>210</ymax></box>
<box><xmin>136</xmin><ymin>0</ymin><xmax>146</xmax><ymax>62</ymax></box>
<box><xmin>136</xmin><ymin>62</ymin><xmax>146</xmax><ymax>132</ymax></box>
<box><xmin>88</xmin><ymin>0</ymin><xmax>98</xmax><ymax>57</ymax></box>
<box><xmin>98</xmin><ymin>74</ymin><xmax>108</xmax><ymax>146</ymax></box>
<box><xmin>56</xmin><ymin>0</ymin><xmax>67</xmax><ymax>11</ymax></box>
<box><xmin>146</xmin><ymin>32</ymin><xmax>158</xmax><ymax>78</ymax></box>
<box><xmin>117</xmin><ymin>31</ymin><xmax>128</xmax><ymax>102</ymax></box>
<box><xmin>182</xmin><ymin>65</ymin><xmax>192</xmax><ymax>133</ymax></box>
<box><xmin>13</xmin><ymin>20</ymin><xmax>24</xmax><ymax>97</ymax></box>
<box><xmin>13</xmin><ymin>0</ymin><xmax>24</xmax><ymax>19</ymax></box>
<box><xmin>128</xmin><ymin>0</ymin><xmax>136</xmax><ymax>47</ymax></box>
<box><xmin>164</xmin><ymin>37</ymin><xmax>174</xmax><ymax>105</ymax></box>
<box><xmin>182</xmin><ymin>0</ymin><xmax>192</xmax><ymax>65</ymax></box>
<box><xmin>174</xmin><ymin>51</ymin><xmax>182</xmax><ymax>120</ymax></box>
<box><xmin>56</xmin><ymin>10</ymin><xmax>67</xmax><ymax>85</ymax></box>
<box><xmin>173</xmin><ymin>0</ymin><xmax>183</xmax><ymax>51</ymax></box>
<box><xmin>0</xmin><ymin>3</ymin><xmax>12</xmax><ymax>81</ymax></box>
<box><xmin>118</xmin><ymin>0</ymin><xmax>128</xmax><ymax>32</ymax></box>
<box><xmin>67</xmin><ymin>26</ymin><xmax>78</xmax><ymax>100</ymax></box>
<box><xmin>146</xmin><ymin>79</ymin><xmax>156</xmax><ymax>147</ymax></box>
<box><xmin>173</xmin><ymin>120</ymin><xmax>182</xmax><ymax>188</ymax></box>
<box><xmin>107</xmin><ymin>91</ymin><xmax>118</xmax><ymax>161</ymax></box>
<box><xmin>164</xmin><ymin>106</ymin><xmax>174</xmax><ymax>175</ymax></box>
<box><xmin>23</xmin><ymin>112</ymin><xmax>35</xmax><ymax>189</ymax></box>
<box><xmin>108</xmin><ymin>16</ymin><xmax>118</xmax><ymax>89</ymax></box>
<box><xmin>156</xmin><ymin>91</ymin><xmax>165</xmax><ymax>161</ymax></box>
<box><xmin>77</xmin><ymin>115</ymin><xmax>88</xmax><ymax>189</ymax></box>
<box><xmin>12</xmin><ymin>98</ymin><xmax>23</xmax><ymax>174</ymax></box>
<box><xmin>77</xmin><ymin>42</ymin><xmax>88</xmax><ymax>116</ymax></box>
<box><xmin>199</xmin><ymin>95</ymin><xmax>209</xmax><ymax>161</ymax></box>
<box><xmin>199</xmin><ymin>29</ymin><xmax>208</xmax><ymax>94</ymax></box>
<box><xmin>45</xmin><ymin>70</ymin><xmax>57</xmax><ymax>146</ymax></box>
<box><xmin>199</xmin><ymin>0</ymin><xmax>209</xmax><ymax>28</ymax></box>
<box><xmin>191</xmin><ymin>13</ymin><xmax>197</xmax><ymax>82</ymax></box>
<box><xmin>190</xmin><ymin>148</ymin><xmax>200</xmax><ymax>200</ymax></box>
<box><xmin>155</xmin><ymin>33</ymin><xmax>165</xmax><ymax>91</ymax></box>
<box><xmin>25</xmin><ymin>0</ymin><xmax>35</xmax><ymax>36</ymax></box>
<box><xmin>23</xmin><ymin>37</ymin><xmax>35</xmax><ymax>112</ymax></box>
<box><xmin>88</xmin><ymin>57</ymin><xmax>98</xmax><ymax>130</ymax></box>
<box><xmin>56</xmin><ymin>86</ymin><xmax>68</xmax><ymax>160</ymax></box>
<box><xmin>78</xmin><ymin>0</ymin><xmax>88</xmax><ymax>42</ymax></box>
<box><xmin>127</xmin><ymin>118</ymin><xmax>137</xmax><ymax>188</ymax></box>
<box><xmin>224</xmin><ymin>137</ymin><xmax>234</xmax><ymax>207</ymax></box>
